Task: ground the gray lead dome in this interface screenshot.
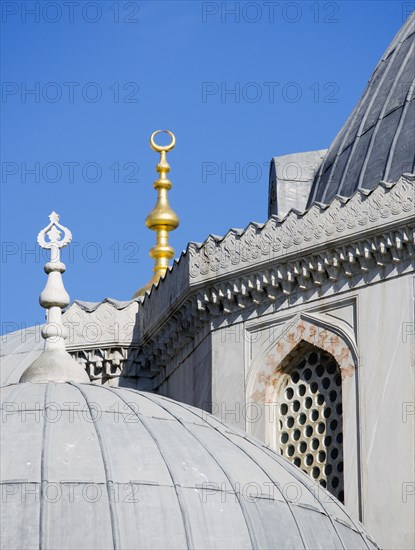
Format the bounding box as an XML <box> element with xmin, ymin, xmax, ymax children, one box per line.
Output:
<box><xmin>307</xmin><ymin>12</ymin><xmax>415</xmax><ymax>206</ymax></box>
<box><xmin>1</xmin><ymin>382</ymin><xmax>378</xmax><ymax>550</ymax></box>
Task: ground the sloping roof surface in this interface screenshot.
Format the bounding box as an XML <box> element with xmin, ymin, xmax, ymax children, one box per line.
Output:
<box><xmin>1</xmin><ymin>382</ymin><xmax>378</xmax><ymax>550</ymax></box>
<box><xmin>0</xmin><ymin>326</ymin><xmax>43</xmax><ymax>386</ymax></box>
<box><xmin>307</xmin><ymin>12</ymin><xmax>415</xmax><ymax>206</ymax></box>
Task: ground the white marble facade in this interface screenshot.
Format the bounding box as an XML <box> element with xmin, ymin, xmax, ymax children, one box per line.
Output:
<box><xmin>145</xmin><ymin>176</ymin><xmax>414</xmax><ymax>549</ymax></box>
<box><xmin>2</xmin><ymin>179</ymin><xmax>414</xmax><ymax>549</ymax></box>
<box><xmin>6</xmin><ymin>173</ymin><xmax>406</xmax><ymax>549</ymax></box>
<box><xmin>2</xmin><ymin>9</ymin><xmax>414</xmax><ymax>549</ymax></box>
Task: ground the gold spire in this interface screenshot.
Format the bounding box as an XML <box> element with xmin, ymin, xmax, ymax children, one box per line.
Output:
<box><xmin>133</xmin><ymin>130</ymin><xmax>179</xmax><ymax>297</ymax></box>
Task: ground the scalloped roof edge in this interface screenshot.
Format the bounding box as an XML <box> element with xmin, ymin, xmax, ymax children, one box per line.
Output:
<box><xmin>70</xmin><ymin>173</ymin><xmax>414</xmax><ymax>312</ymax></box>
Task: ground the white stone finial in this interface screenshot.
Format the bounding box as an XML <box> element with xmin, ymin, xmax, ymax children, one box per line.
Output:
<box><xmin>19</xmin><ymin>213</ymin><xmax>89</xmax><ymax>383</ymax></box>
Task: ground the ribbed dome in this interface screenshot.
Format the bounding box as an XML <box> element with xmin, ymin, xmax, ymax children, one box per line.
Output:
<box><xmin>0</xmin><ymin>326</ymin><xmax>43</xmax><ymax>386</ymax></box>
<box><xmin>0</xmin><ymin>382</ymin><xmax>378</xmax><ymax>550</ymax></box>
<box><xmin>307</xmin><ymin>12</ymin><xmax>415</xmax><ymax>206</ymax></box>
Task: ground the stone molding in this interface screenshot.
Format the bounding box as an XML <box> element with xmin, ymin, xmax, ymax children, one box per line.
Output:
<box><xmin>59</xmin><ymin>176</ymin><xmax>414</xmax><ymax>384</ymax></box>
<box><xmin>246</xmin><ymin>313</ymin><xmax>358</xmax><ymax>405</ymax></box>
<box><xmin>70</xmin><ymin>346</ymin><xmax>130</xmax><ymax>382</ymax></box>
<box><xmin>135</xmin><ymin>175</ymin><xmax>414</xmax><ymax>381</ymax></box>
<box><xmin>63</xmin><ymin>300</ymin><xmax>139</xmax><ymax>349</ymax></box>
<box><xmin>194</xmin><ymin>223</ymin><xmax>413</xmax><ymax>313</ymax></box>
<box><xmin>188</xmin><ymin>175</ymin><xmax>414</xmax><ymax>282</ymax></box>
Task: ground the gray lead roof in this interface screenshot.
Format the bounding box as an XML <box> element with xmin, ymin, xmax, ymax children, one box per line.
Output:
<box><xmin>307</xmin><ymin>11</ymin><xmax>415</xmax><ymax>206</ymax></box>
<box><xmin>1</xmin><ymin>382</ymin><xmax>379</xmax><ymax>550</ymax></box>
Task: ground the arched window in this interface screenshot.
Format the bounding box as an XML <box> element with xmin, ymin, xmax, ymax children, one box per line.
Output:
<box><xmin>276</xmin><ymin>342</ymin><xmax>344</xmax><ymax>502</ymax></box>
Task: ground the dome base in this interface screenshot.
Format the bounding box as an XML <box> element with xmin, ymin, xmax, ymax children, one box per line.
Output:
<box><xmin>19</xmin><ymin>349</ymin><xmax>89</xmax><ymax>383</ymax></box>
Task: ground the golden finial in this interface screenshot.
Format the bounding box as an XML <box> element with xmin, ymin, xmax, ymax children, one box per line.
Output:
<box><xmin>133</xmin><ymin>130</ymin><xmax>179</xmax><ymax>297</ymax></box>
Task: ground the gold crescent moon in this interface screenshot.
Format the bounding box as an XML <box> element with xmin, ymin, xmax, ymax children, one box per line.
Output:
<box><xmin>150</xmin><ymin>130</ymin><xmax>176</xmax><ymax>153</ymax></box>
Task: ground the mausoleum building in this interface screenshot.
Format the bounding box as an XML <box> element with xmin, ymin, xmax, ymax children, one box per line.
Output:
<box><xmin>1</xmin><ymin>11</ymin><xmax>414</xmax><ymax>550</ymax></box>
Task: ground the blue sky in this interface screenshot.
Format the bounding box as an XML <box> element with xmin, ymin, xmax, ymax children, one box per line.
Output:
<box><xmin>1</xmin><ymin>0</ymin><xmax>414</xmax><ymax>333</ymax></box>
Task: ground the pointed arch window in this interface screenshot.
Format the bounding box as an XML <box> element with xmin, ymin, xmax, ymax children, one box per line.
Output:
<box><xmin>276</xmin><ymin>342</ymin><xmax>344</xmax><ymax>503</ymax></box>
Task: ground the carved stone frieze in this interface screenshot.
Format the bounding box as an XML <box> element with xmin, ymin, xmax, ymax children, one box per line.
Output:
<box><xmin>63</xmin><ymin>299</ymin><xmax>140</xmax><ymax>349</ymax></box>
<box><xmin>59</xmin><ymin>176</ymin><xmax>414</xmax><ymax>387</ymax></box>
<box><xmin>187</xmin><ymin>175</ymin><xmax>414</xmax><ymax>282</ymax></box>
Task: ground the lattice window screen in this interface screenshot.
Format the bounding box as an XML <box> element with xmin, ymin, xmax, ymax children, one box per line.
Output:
<box><xmin>277</xmin><ymin>346</ymin><xmax>344</xmax><ymax>503</ymax></box>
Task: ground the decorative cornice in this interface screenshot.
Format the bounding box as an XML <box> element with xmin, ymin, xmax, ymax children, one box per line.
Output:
<box><xmin>63</xmin><ymin>299</ymin><xmax>140</xmax><ymax>349</ymax></box>
<box><xmin>69</xmin><ymin>346</ymin><xmax>142</xmax><ymax>384</ymax></box>
<box><xmin>187</xmin><ymin>175</ymin><xmax>414</xmax><ymax>282</ymax></box>
<box><xmin>58</xmin><ymin>175</ymin><xmax>414</xmax><ymax>385</ymax></box>
<box><xmin>134</xmin><ymin>175</ymin><xmax>414</xmax><ymax>382</ymax></box>
<box><xmin>194</xmin><ymin>223</ymin><xmax>414</xmax><ymax>311</ymax></box>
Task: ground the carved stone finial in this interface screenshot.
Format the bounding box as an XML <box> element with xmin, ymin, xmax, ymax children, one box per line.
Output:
<box><xmin>19</xmin><ymin>213</ymin><xmax>89</xmax><ymax>383</ymax></box>
<box><xmin>132</xmin><ymin>130</ymin><xmax>180</xmax><ymax>297</ymax></box>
